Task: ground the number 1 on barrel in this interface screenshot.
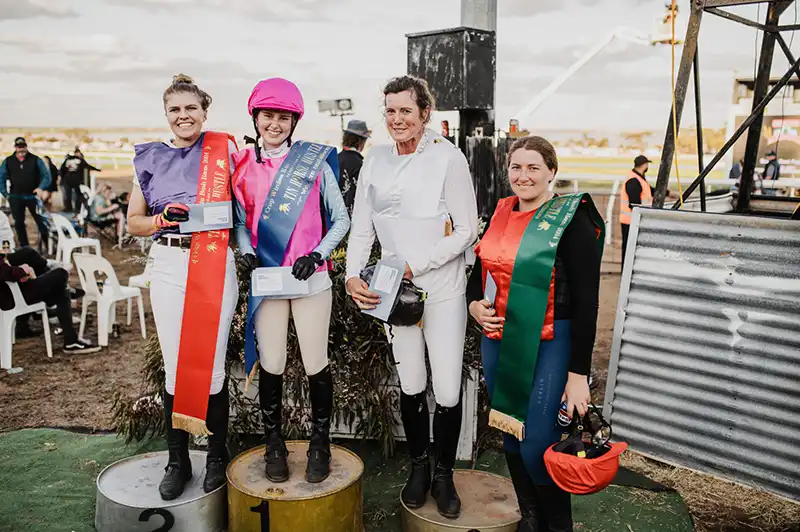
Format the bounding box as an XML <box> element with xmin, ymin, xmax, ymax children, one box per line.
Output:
<box><xmin>251</xmin><ymin>501</ymin><xmax>270</xmax><ymax>532</ymax></box>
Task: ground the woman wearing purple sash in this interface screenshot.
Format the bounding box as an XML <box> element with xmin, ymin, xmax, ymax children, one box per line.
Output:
<box><xmin>127</xmin><ymin>74</ymin><xmax>239</xmax><ymax>501</ymax></box>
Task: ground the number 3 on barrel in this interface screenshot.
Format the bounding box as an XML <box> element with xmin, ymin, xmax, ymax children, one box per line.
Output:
<box><xmin>251</xmin><ymin>501</ymin><xmax>270</xmax><ymax>532</ymax></box>
<box><xmin>138</xmin><ymin>508</ymin><xmax>175</xmax><ymax>532</ymax></box>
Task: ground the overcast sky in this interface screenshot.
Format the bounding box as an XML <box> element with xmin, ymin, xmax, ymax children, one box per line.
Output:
<box><xmin>1</xmin><ymin>0</ymin><xmax>799</xmax><ymax>142</ymax></box>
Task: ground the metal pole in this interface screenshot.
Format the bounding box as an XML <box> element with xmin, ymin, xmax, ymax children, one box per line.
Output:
<box><xmin>775</xmin><ymin>32</ymin><xmax>800</xmax><ymax>79</ymax></box>
<box><xmin>671</xmin><ymin>52</ymin><xmax>800</xmax><ymax>208</ymax></box>
<box><xmin>654</xmin><ymin>0</ymin><xmax>704</xmax><ymax>208</ymax></box>
<box><xmin>693</xmin><ymin>46</ymin><xmax>707</xmax><ymax>212</ymax></box>
<box><xmin>461</xmin><ymin>0</ymin><xmax>497</xmax><ymax>31</ymax></box>
<box><xmin>736</xmin><ymin>2</ymin><xmax>785</xmax><ymax>212</ymax></box>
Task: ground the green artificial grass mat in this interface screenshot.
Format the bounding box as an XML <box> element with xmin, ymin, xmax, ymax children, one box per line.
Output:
<box><xmin>0</xmin><ymin>429</ymin><xmax>694</xmax><ymax>532</ymax></box>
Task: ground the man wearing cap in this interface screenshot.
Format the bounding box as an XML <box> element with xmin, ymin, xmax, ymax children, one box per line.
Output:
<box><xmin>60</xmin><ymin>146</ymin><xmax>101</xmax><ymax>212</ymax></box>
<box><xmin>760</xmin><ymin>150</ymin><xmax>780</xmax><ymax>196</ymax></box>
<box><xmin>0</xmin><ymin>137</ymin><xmax>51</xmax><ymax>248</ymax></box>
<box><xmin>619</xmin><ymin>155</ymin><xmax>655</xmax><ymax>270</ymax></box>
<box><xmin>338</xmin><ymin>120</ymin><xmax>371</xmax><ymax>213</ymax></box>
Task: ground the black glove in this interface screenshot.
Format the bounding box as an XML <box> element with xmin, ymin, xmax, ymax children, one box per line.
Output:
<box><xmin>239</xmin><ymin>253</ymin><xmax>258</xmax><ymax>274</ymax></box>
<box><xmin>159</xmin><ymin>203</ymin><xmax>190</xmax><ymax>226</ymax></box>
<box><xmin>292</xmin><ymin>252</ymin><xmax>323</xmax><ymax>281</ymax></box>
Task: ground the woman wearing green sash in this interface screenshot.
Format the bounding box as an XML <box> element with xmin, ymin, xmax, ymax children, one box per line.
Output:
<box><xmin>467</xmin><ymin>136</ymin><xmax>604</xmax><ymax>532</ymax></box>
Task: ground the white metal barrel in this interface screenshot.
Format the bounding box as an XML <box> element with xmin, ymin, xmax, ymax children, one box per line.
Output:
<box><xmin>95</xmin><ymin>450</ymin><xmax>227</xmax><ymax>532</ymax></box>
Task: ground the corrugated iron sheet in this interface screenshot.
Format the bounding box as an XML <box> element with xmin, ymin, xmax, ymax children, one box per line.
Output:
<box><xmin>603</xmin><ymin>208</ymin><xmax>800</xmax><ymax>502</ymax></box>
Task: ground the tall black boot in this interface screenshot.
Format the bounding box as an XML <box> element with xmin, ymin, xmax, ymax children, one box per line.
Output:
<box><xmin>159</xmin><ymin>392</ymin><xmax>192</xmax><ymax>501</ymax></box>
<box><xmin>400</xmin><ymin>391</ymin><xmax>431</xmax><ymax>509</ymax></box>
<box><xmin>431</xmin><ymin>400</ymin><xmax>462</xmax><ymax>519</ymax></box>
<box><xmin>203</xmin><ymin>381</ymin><xmax>229</xmax><ymax>493</ymax></box>
<box><xmin>259</xmin><ymin>368</ymin><xmax>289</xmax><ymax>482</ymax></box>
<box><xmin>535</xmin><ymin>484</ymin><xmax>573</xmax><ymax>532</ymax></box>
<box><xmin>306</xmin><ymin>366</ymin><xmax>333</xmax><ymax>483</ymax></box>
<box><xmin>506</xmin><ymin>452</ymin><xmax>539</xmax><ymax>532</ymax></box>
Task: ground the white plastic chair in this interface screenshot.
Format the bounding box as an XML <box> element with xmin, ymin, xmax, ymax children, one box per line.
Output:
<box><xmin>50</xmin><ymin>213</ymin><xmax>101</xmax><ymax>271</ymax></box>
<box><xmin>0</xmin><ymin>282</ymin><xmax>53</xmax><ymax>369</ymax></box>
<box><xmin>73</xmin><ymin>253</ymin><xmax>146</xmax><ymax>347</ymax></box>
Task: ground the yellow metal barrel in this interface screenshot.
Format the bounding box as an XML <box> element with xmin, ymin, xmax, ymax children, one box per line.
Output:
<box><xmin>400</xmin><ymin>470</ymin><xmax>520</xmax><ymax>532</ymax></box>
<box><xmin>227</xmin><ymin>441</ymin><xmax>364</xmax><ymax>532</ymax></box>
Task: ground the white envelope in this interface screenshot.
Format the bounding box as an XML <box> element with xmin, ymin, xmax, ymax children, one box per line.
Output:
<box><xmin>178</xmin><ymin>202</ymin><xmax>233</xmax><ymax>233</ymax></box>
<box><xmin>484</xmin><ymin>271</ymin><xmax>497</xmax><ymax>306</ymax></box>
<box><xmin>362</xmin><ymin>258</ymin><xmax>405</xmax><ymax>323</ymax></box>
<box><xmin>251</xmin><ymin>267</ymin><xmax>310</xmax><ymax>298</ymax></box>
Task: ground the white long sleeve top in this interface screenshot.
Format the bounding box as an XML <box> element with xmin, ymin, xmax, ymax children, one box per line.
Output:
<box><xmin>345</xmin><ymin>129</ymin><xmax>479</xmax><ymax>304</ymax></box>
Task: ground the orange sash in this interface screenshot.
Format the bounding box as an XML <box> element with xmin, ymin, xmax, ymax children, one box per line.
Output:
<box><xmin>172</xmin><ymin>131</ymin><xmax>234</xmax><ymax>436</ymax></box>
<box><xmin>474</xmin><ymin>196</ymin><xmax>555</xmax><ymax>342</ymax></box>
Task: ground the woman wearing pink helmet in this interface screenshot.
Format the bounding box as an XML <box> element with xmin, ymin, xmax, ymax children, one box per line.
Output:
<box><xmin>232</xmin><ymin>77</ymin><xmax>350</xmax><ymax>484</ymax></box>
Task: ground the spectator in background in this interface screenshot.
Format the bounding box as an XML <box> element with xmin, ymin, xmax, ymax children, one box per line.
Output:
<box><xmin>0</xmin><ymin>245</ymin><xmax>96</xmax><ymax>353</ymax></box>
<box><xmin>728</xmin><ymin>157</ymin><xmax>743</xmax><ymax>184</ymax></box>
<box><xmin>61</xmin><ymin>147</ymin><xmax>100</xmax><ymax>212</ymax></box>
<box><xmin>0</xmin><ymin>210</ymin><xmax>15</xmax><ymax>253</ymax></box>
<box><xmin>90</xmin><ymin>183</ymin><xmax>125</xmax><ymax>240</ymax></box>
<box><xmin>338</xmin><ymin>119</ymin><xmax>371</xmax><ymax>213</ymax></box>
<box><xmin>619</xmin><ymin>155</ymin><xmax>654</xmax><ymax>270</ymax></box>
<box><xmin>760</xmin><ymin>150</ymin><xmax>779</xmax><ymax>196</ymax></box>
<box><xmin>0</xmin><ymin>137</ymin><xmax>51</xmax><ymax>248</ymax></box>
<box><xmin>42</xmin><ymin>156</ymin><xmax>60</xmax><ymax>209</ymax></box>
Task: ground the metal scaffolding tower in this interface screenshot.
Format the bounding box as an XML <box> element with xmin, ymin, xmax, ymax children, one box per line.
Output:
<box><xmin>654</xmin><ymin>0</ymin><xmax>799</xmax><ymax>212</ymax></box>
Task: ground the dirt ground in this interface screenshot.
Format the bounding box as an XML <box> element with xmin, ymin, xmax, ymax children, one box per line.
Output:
<box><xmin>0</xmin><ymin>183</ymin><xmax>625</xmax><ymax>433</ymax></box>
<box><xmin>0</xmin><ymin>179</ymin><xmax>151</xmax><ymax>432</ymax></box>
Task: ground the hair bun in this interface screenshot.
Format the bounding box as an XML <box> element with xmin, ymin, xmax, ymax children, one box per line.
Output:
<box><xmin>172</xmin><ymin>73</ymin><xmax>195</xmax><ymax>85</ymax></box>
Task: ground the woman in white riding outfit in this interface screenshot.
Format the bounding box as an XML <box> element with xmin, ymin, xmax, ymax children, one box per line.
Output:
<box><xmin>232</xmin><ymin>78</ymin><xmax>350</xmax><ymax>484</ymax></box>
<box><xmin>345</xmin><ymin>75</ymin><xmax>479</xmax><ymax>519</ymax></box>
<box><xmin>127</xmin><ymin>74</ymin><xmax>239</xmax><ymax>500</ymax></box>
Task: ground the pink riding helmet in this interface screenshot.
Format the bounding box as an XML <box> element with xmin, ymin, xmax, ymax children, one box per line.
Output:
<box><xmin>247</xmin><ymin>78</ymin><xmax>304</xmax><ymax>119</ymax></box>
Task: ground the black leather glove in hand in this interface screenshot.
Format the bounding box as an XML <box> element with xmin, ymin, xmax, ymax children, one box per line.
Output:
<box><xmin>161</xmin><ymin>203</ymin><xmax>190</xmax><ymax>223</ymax></box>
<box><xmin>292</xmin><ymin>252</ymin><xmax>323</xmax><ymax>281</ymax></box>
<box><xmin>239</xmin><ymin>253</ymin><xmax>259</xmax><ymax>274</ymax></box>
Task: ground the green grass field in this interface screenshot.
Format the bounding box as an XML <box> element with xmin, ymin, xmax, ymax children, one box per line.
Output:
<box><xmin>0</xmin><ymin>429</ymin><xmax>694</xmax><ymax>532</ymax></box>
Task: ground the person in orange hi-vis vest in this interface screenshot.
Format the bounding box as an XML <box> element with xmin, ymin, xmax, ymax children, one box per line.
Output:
<box><xmin>619</xmin><ymin>155</ymin><xmax>654</xmax><ymax>270</ymax></box>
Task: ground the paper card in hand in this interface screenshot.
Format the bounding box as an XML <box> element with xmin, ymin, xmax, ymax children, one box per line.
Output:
<box><xmin>251</xmin><ymin>267</ymin><xmax>310</xmax><ymax>298</ymax></box>
<box><xmin>485</xmin><ymin>271</ymin><xmax>497</xmax><ymax>306</ymax></box>
<box><xmin>178</xmin><ymin>202</ymin><xmax>233</xmax><ymax>233</ymax></box>
<box><xmin>362</xmin><ymin>258</ymin><xmax>405</xmax><ymax>323</ymax></box>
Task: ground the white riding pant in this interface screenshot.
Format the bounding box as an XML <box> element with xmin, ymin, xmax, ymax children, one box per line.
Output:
<box><xmin>148</xmin><ymin>242</ymin><xmax>239</xmax><ymax>395</ymax></box>
<box><xmin>386</xmin><ymin>296</ymin><xmax>467</xmax><ymax>408</ymax></box>
<box><xmin>255</xmin><ymin>288</ymin><xmax>332</xmax><ymax>376</ymax></box>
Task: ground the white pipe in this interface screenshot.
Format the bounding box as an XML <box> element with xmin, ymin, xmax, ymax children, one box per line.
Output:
<box><xmin>461</xmin><ymin>0</ymin><xmax>497</xmax><ymax>32</ymax></box>
<box><xmin>515</xmin><ymin>31</ymin><xmax>617</xmax><ymax>123</ymax></box>
<box><xmin>606</xmin><ymin>180</ymin><xmax>620</xmax><ymax>246</ymax></box>
<box><xmin>514</xmin><ymin>28</ymin><xmax>652</xmax><ymax>126</ymax></box>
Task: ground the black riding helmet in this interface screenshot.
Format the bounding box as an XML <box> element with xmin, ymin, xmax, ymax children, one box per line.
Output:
<box><xmin>359</xmin><ymin>264</ymin><xmax>427</xmax><ymax>327</ymax></box>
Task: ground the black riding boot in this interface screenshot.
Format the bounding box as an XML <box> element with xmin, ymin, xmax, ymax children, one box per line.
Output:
<box><xmin>159</xmin><ymin>392</ymin><xmax>192</xmax><ymax>501</ymax></box>
<box><xmin>535</xmin><ymin>483</ymin><xmax>573</xmax><ymax>532</ymax></box>
<box><xmin>259</xmin><ymin>368</ymin><xmax>289</xmax><ymax>482</ymax></box>
<box><xmin>306</xmin><ymin>366</ymin><xmax>333</xmax><ymax>483</ymax></box>
<box><xmin>431</xmin><ymin>400</ymin><xmax>462</xmax><ymax>519</ymax></box>
<box><xmin>506</xmin><ymin>452</ymin><xmax>539</xmax><ymax>532</ymax></box>
<box><xmin>400</xmin><ymin>391</ymin><xmax>431</xmax><ymax>508</ymax></box>
<box><xmin>203</xmin><ymin>381</ymin><xmax>229</xmax><ymax>493</ymax></box>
